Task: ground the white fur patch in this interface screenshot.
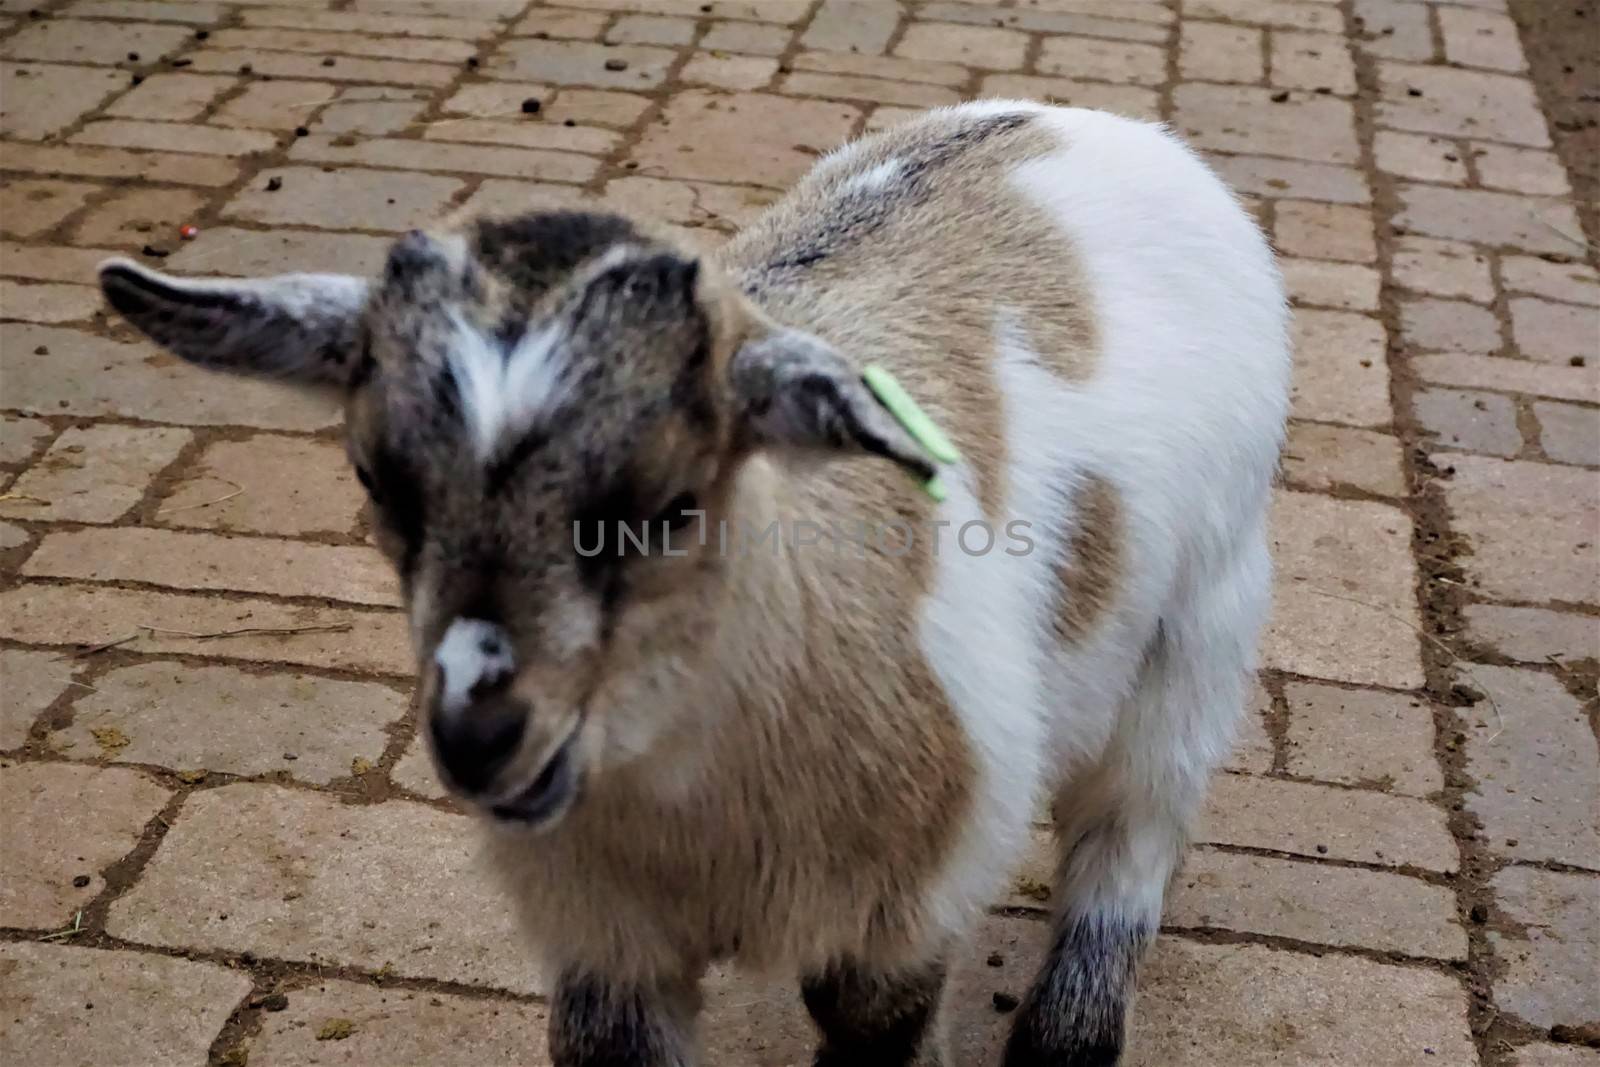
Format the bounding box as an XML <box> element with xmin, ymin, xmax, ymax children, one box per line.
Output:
<box><xmin>435</xmin><ymin>617</ymin><xmax>515</xmax><ymax>715</ymax></box>
<box><xmin>448</xmin><ymin>314</ymin><xmax>567</xmax><ymax>460</ymax></box>
<box><xmin>843</xmin><ymin>158</ymin><xmax>902</xmax><ymax>194</ymax></box>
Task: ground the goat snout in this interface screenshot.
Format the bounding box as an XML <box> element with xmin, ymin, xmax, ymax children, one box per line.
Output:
<box><xmin>430</xmin><ymin>618</ymin><xmax>525</xmax><ymax>795</ymax></box>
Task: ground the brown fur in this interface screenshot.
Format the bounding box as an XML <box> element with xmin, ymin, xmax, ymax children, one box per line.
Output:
<box><xmin>1052</xmin><ymin>474</ymin><xmax>1125</xmax><ymax>645</ymax></box>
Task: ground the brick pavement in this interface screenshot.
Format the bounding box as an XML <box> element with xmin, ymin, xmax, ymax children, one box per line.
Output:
<box><xmin>0</xmin><ymin>1</ymin><xmax>1596</xmax><ymax>1064</ymax></box>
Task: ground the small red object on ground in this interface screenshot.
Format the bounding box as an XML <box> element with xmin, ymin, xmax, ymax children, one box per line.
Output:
<box><xmin>179</xmin><ymin>225</ymin><xmax>199</xmax><ymax>240</ymax></box>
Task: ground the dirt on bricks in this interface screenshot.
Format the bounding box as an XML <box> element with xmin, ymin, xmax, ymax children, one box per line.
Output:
<box><xmin>1</xmin><ymin>1</ymin><xmax>1595</xmax><ymax>1065</ymax></box>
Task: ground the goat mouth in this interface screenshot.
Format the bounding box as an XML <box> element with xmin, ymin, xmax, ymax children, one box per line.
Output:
<box><xmin>489</xmin><ymin>733</ymin><xmax>579</xmax><ymax>826</ymax></box>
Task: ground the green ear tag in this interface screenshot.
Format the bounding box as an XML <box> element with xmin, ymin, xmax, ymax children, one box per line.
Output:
<box><xmin>862</xmin><ymin>364</ymin><xmax>960</xmax><ymax>502</ymax></box>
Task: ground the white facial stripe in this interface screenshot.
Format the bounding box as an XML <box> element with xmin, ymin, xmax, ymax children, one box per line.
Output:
<box><xmin>447</xmin><ymin>313</ymin><xmax>568</xmax><ymax>460</ymax></box>
<box><xmin>434</xmin><ymin>618</ymin><xmax>516</xmax><ymax>715</ymax></box>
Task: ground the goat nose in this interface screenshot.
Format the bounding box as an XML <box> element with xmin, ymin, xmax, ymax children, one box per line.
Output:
<box><xmin>431</xmin><ymin>617</ymin><xmax>523</xmax><ymax>795</ymax></box>
<box><xmin>430</xmin><ymin>693</ymin><xmax>527</xmax><ymax>796</ymax></box>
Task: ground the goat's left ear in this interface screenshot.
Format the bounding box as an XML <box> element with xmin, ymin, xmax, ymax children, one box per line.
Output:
<box><xmin>97</xmin><ymin>257</ymin><xmax>369</xmax><ymax>385</ymax></box>
<box><xmin>727</xmin><ymin>327</ymin><xmax>937</xmax><ymax>483</ymax></box>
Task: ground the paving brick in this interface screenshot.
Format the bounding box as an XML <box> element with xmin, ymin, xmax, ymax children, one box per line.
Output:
<box><xmin>456</xmin><ymin>179</ymin><xmax>593</xmax><ymax>219</ymax></box>
<box><xmin>976</xmin><ymin>75</ymin><xmax>1162</xmax><ymax>122</ymax></box>
<box><xmin>1464</xmin><ymin>604</ymin><xmax>1599</xmax><ymax>666</ymax></box>
<box><xmin>1220</xmin><ymin>679</ymin><xmax>1275</xmax><ymax>775</ymax></box>
<box><xmin>0</xmin><ymin>942</ymin><xmax>251</xmax><ymax>1067</ymax></box>
<box><xmin>65</xmin><ymin>0</ymin><xmax>227</xmax><ymax>23</ymax></box>
<box><xmin>864</xmin><ymin>104</ymin><xmax>924</xmax><ymax>134</ymax></box>
<box><xmin>309</xmin><ymin>86</ymin><xmax>431</xmax><ymax>136</ymax></box>
<box><xmin>1502</xmin><ymin>257</ymin><xmax>1600</xmax><ymax>307</ymax></box>
<box><xmin>1281</xmin><ymin>259</ymin><xmax>1380</xmax><ymax>312</ymax></box>
<box><xmin>0</xmin><ymin>583</ymin><xmax>412</xmax><ymax>676</ymax></box>
<box><xmin>1288</xmin><ymin>308</ymin><xmax>1391</xmax><ymax>427</ymax></box>
<box><xmin>54</xmin><ymin>661</ymin><xmax>403</xmax><ymax>785</ymax></box>
<box><xmin>0</xmin><ymin>143</ymin><xmax>241</xmax><ymax>187</ymax></box>
<box><xmin>0</xmin><ymin>280</ymin><xmax>100</xmax><ymax>324</ymax></box>
<box><xmin>798</xmin><ymin>1</ymin><xmax>895</xmax><ymax>55</ymax></box>
<box><xmin>551</xmin><ymin>0</ymin><xmax>810</xmax><ymax>21</ymax></box>
<box><xmin>1175</xmin><ymin>83</ymin><xmax>1359</xmax><ymax>163</ymax></box>
<box><xmin>1042</xmin><ymin>36</ymin><xmax>1168</xmax><ymax>86</ymax></box>
<box><xmin>1378</xmin><ymin>62</ymin><xmax>1550</xmax><ymax>148</ymax></box>
<box><xmin>1438</xmin><ymin>454</ymin><xmax>1599</xmax><ymax>605</ymax></box>
<box><xmin>1414</xmin><ymin>353</ymin><xmax>1599</xmax><ymax>406</ymax></box>
<box><xmin>543</xmin><ymin>88</ymin><xmax>653</xmax><ymax>128</ymax></box>
<box><xmin>1213</xmin><ymin>155</ymin><xmax>1370</xmax><ymax>206</ymax></box>
<box><xmin>781</xmin><ymin>70</ymin><xmax>960</xmax><ymax>108</ymax></box>
<box><xmin>0</xmin><ymin>424</ymin><xmax>191</xmax><ymax>524</ymax></box>
<box><xmin>224</xmin><ymin>166</ymin><xmax>462</xmax><ymax>232</ymax></box>
<box><xmin>607</xmin><ymin>12</ymin><xmax>696</xmax><ymax>46</ymax></box>
<box><xmin>1395</xmin><ymin>184</ymin><xmax>1582</xmax><ymax>255</ymax></box>
<box><xmin>1511</xmin><ymin>1045</ymin><xmax>1600</xmax><ymax>1067</ymax></box>
<box><xmin>1489</xmin><ymin>866</ymin><xmax>1600</xmax><ymax>1030</ymax></box>
<box><xmin>157</xmin><ymin>435</ymin><xmax>362</xmax><ymax>536</ymax></box>
<box><xmin>213</xmin><ymin>79</ymin><xmax>341</xmax><ymax>130</ymax></box>
<box><xmin>24</xmin><ymin>527</ymin><xmax>400</xmax><ymax>607</ymax></box>
<box><xmin>0</xmin><ymin>179</ymin><xmax>100</xmax><ymax>239</ymax></box>
<box><xmin>1185</xmin><ymin>0</ymin><xmax>1343</xmax><ymax>32</ymax></box>
<box><xmin>1472</xmin><ymin>142</ymin><xmax>1572</xmax><ymax>197</ymax></box>
<box><xmin>0</xmin><ymin>648</ymin><xmax>78</xmax><ymax>750</ymax></box>
<box><xmin>107</xmin><ymin>784</ymin><xmax>538</xmax><ymax>992</ymax></box>
<box><xmin>1284</xmin><ymin>681</ymin><xmax>1443</xmax><ymax>796</ymax></box>
<box><xmin>1413</xmin><ymin>387</ymin><xmax>1523</xmax><ymax>457</ymax></box>
<box><xmin>1510</xmin><ymin>298</ymin><xmax>1598</xmax><ymax>365</ymax></box>
<box><xmin>1016</xmin><ymin>0</ymin><xmax>1173</xmax><ymax>25</ymax></box>
<box><xmin>1401</xmin><ymin>297</ymin><xmax>1503</xmax><ymax>355</ymax></box>
<box><xmin>681</xmin><ymin>51</ymin><xmax>780</xmax><ymax>91</ymax></box>
<box><xmin>0</xmin><ymin>762</ymin><xmax>170</xmax><ymax>928</ymax></box>
<box><xmin>1179</xmin><ymin>21</ymin><xmax>1264</xmax><ymax>84</ymax></box>
<box><xmin>791</xmin><ymin>50</ymin><xmax>976</xmax><ymax>88</ymax></box>
<box><xmin>102</xmin><ymin>71</ymin><xmax>237</xmax><ymax>122</ymax></box>
<box><xmin>601</xmin><ymin>176</ymin><xmax>778</xmax><ymax>230</ymax></box>
<box><xmin>207</xmin><ymin>26</ymin><xmax>477</xmax><ymax>63</ymax></box>
<box><xmin>1353</xmin><ymin>0</ymin><xmax>1434</xmax><ymax>61</ymax></box>
<box><xmin>1168</xmin><ymin>849</ymin><xmax>1466</xmax><ymax>958</ymax></box>
<box><xmin>166</xmin><ymin>227</ymin><xmax>390</xmax><ymax>278</ymax></box>
<box><xmin>1201</xmin><ymin>771</ymin><xmax>1456</xmax><ymax>871</ymax></box>
<box><xmin>0</xmin><ymin>18</ymin><xmax>193</xmax><ymax>66</ymax></box>
<box><xmin>1438</xmin><ymin>6</ymin><xmax>1525</xmax><ymax>72</ymax></box>
<box><xmin>425</xmin><ymin>117</ymin><xmax>622</xmax><ymax>155</ymax></box>
<box><xmin>1125</xmin><ymin>938</ymin><xmax>1476</xmax><ymax>1065</ymax></box>
<box><xmin>239</xmin><ymin>6</ymin><xmax>499</xmax><ymax>39</ymax></box>
<box><xmin>1392</xmin><ymin>236</ymin><xmax>1494</xmax><ymax>303</ymax></box>
<box><xmin>510</xmin><ymin>7</ymin><xmax>609</xmax><ymax>39</ymax></box>
<box><xmin>289</xmin><ymin>134</ymin><xmax>599</xmax><ymax>183</ymax></box>
<box><xmin>631</xmin><ymin>90</ymin><xmax>861</xmax><ymax>187</ymax></box>
<box><xmin>702</xmin><ymin>20</ymin><xmax>793</xmax><ymax>56</ymax></box>
<box><xmin>188</xmin><ymin>49</ymin><xmax>456</xmax><ymax>87</ymax></box>
<box><xmin>896</xmin><ymin>22</ymin><xmax>1027</xmax><ymax>70</ymax></box>
<box><xmin>391</xmin><ymin>735</ymin><xmax>448</xmax><ymax>800</ymax></box>
<box><xmin>1283</xmin><ymin>421</ymin><xmax>1406</xmax><ymax>496</ymax></box>
<box><xmin>0</xmin><ymin>521</ymin><xmax>29</xmax><ymax>550</ymax></box>
<box><xmin>0</xmin><ymin>241</ymin><xmax>114</xmax><ymax>284</ymax></box>
<box><xmin>925</xmin><ymin>3</ymin><xmax>1168</xmax><ymax>43</ymax></box>
<box><xmin>1534</xmin><ymin>401</ymin><xmax>1600</xmax><ymax>467</ymax></box>
<box><xmin>240</xmin><ymin>979</ymin><xmax>549</xmax><ymax>1066</ymax></box>
<box><xmin>485</xmin><ymin>39</ymin><xmax>676</xmax><ymax>88</ymax></box>
<box><xmin>0</xmin><ymin>415</ymin><xmax>54</xmax><ymax>467</ymax></box>
<box><xmin>69</xmin><ymin>187</ymin><xmax>210</xmax><ymax>248</ymax></box>
<box><xmin>1264</xmin><ymin>490</ymin><xmax>1424</xmax><ymax>689</ymax></box>
<box><xmin>1457</xmin><ymin>665</ymin><xmax>1599</xmax><ymax>871</ymax></box>
<box><xmin>1</xmin><ymin>324</ymin><xmax>341</xmax><ymax>431</ymax></box>
<box><xmin>0</xmin><ymin>61</ymin><xmax>127</xmax><ymax>140</ymax></box>
<box><xmin>1375</xmin><ymin>129</ymin><xmax>1469</xmax><ymax>184</ymax></box>
<box><xmin>1275</xmin><ymin>200</ymin><xmax>1377</xmax><ymax>263</ymax></box>
<box><xmin>1271</xmin><ymin>30</ymin><xmax>1355</xmax><ymax>96</ymax></box>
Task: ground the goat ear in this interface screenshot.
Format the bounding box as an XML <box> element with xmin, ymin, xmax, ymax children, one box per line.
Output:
<box><xmin>97</xmin><ymin>257</ymin><xmax>369</xmax><ymax>385</ymax></box>
<box><xmin>728</xmin><ymin>327</ymin><xmax>937</xmax><ymax>483</ymax></box>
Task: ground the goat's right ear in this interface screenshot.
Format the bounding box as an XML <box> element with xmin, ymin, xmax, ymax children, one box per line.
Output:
<box><xmin>97</xmin><ymin>258</ymin><xmax>370</xmax><ymax>385</ymax></box>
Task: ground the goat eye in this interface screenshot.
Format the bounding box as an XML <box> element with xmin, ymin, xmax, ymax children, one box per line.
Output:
<box><xmin>654</xmin><ymin>492</ymin><xmax>699</xmax><ymax>532</ymax></box>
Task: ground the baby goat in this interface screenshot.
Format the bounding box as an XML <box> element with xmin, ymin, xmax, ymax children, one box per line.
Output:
<box><xmin>99</xmin><ymin>101</ymin><xmax>1289</xmax><ymax>1065</ymax></box>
